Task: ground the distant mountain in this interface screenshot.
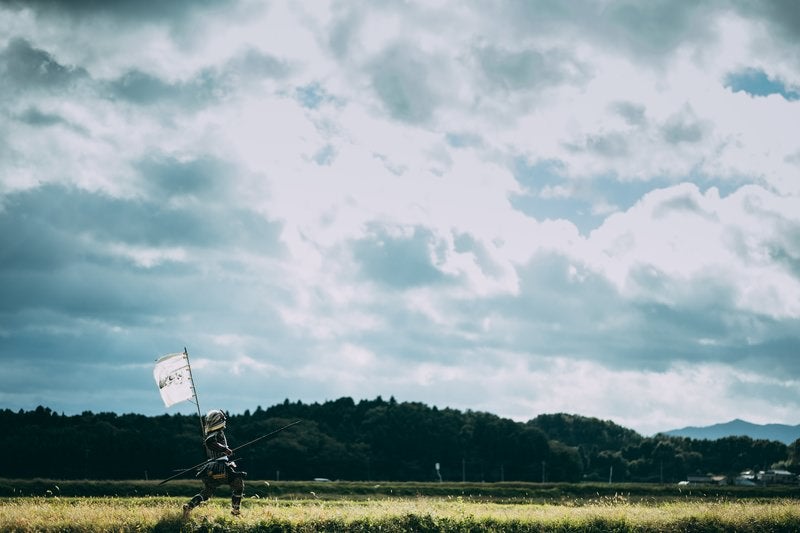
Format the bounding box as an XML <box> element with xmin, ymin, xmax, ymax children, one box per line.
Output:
<box><xmin>661</xmin><ymin>419</ymin><xmax>800</xmax><ymax>444</ymax></box>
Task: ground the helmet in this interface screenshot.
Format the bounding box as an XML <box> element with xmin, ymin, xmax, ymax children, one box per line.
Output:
<box><xmin>204</xmin><ymin>409</ymin><xmax>227</xmax><ymax>433</ymax></box>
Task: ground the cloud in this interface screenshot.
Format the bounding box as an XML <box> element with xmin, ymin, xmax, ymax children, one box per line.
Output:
<box><xmin>0</xmin><ymin>183</ymin><xmax>286</xmax><ymax>323</ymax></box>
<box><xmin>368</xmin><ymin>43</ymin><xmax>443</xmax><ymax>124</ymax></box>
<box><xmin>660</xmin><ymin>106</ymin><xmax>708</xmax><ymax>144</ymax></box>
<box><xmin>135</xmin><ymin>155</ymin><xmax>233</xmax><ymax>200</ymax></box>
<box><xmin>14</xmin><ymin>106</ymin><xmax>87</xmax><ymax>135</ymax></box>
<box><xmin>0</xmin><ymin>38</ymin><xmax>88</xmax><ymax>93</ymax></box>
<box><xmin>597</xmin><ymin>1</ymin><xmax>718</xmax><ymax>60</ymax></box>
<box><xmin>734</xmin><ymin>0</ymin><xmax>800</xmax><ymax>44</ymax></box>
<box><xmin>610</xmin><ymin>101</ymin><xmax>648</xmax><ymax>126</ymax></box>
<box><xmin>582</xmin><ymin>184</ymin><xmax>800</xmax><ymax>369</ymax></box>
<box><xmin>0</xmin><ymin>0</ymin><xmax>226</xmax><ymax>20</ymax></box>
<box><xmin>494</xmin><ymin>0</ymin><xmax>718</xmax><ymax>65</ymax></box>
<box><xmin>474</xmin><ymin>44</ymin><xmax>589</xmax><ymax>93</ymax></box>
<box><xmin>107</xmin><ymin>70</ymin><xmax>197</xmax><ymax>105</ymax></box>
<box><xmin>351</xmin><ymin>225</ymin><xmax>449</xmax><ymax>289</ymax></box>
<box><xmin>2</xmin><ymin>0</ymin><xmax>800</xmax><ymax>435</ymax></box>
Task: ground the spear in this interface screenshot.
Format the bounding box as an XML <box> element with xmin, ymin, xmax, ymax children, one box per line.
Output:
<box><xmin>157</xmin><ymin>420</ymin><xmax>302</xmax><ymax>485</ymax></box>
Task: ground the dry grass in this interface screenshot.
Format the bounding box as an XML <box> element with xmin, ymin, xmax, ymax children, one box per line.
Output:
<box><xmin>3</xmin><ymin>495</ymin><xmax>800</xmax><ymax>531</ymax></box>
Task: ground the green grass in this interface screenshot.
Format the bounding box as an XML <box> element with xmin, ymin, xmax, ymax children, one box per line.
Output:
<box><xmin>4</xmin><ymin>495</ymin><xmax>800</xmax><ymax>532</ymax></box>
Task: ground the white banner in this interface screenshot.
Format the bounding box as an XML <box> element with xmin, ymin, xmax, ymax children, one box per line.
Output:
<box><xmin>153</xmin><ymin>352</ymin><xmax>195</xmax><ymax>407</ymax></box>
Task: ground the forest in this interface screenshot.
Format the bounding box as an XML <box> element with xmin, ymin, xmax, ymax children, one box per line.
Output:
<box><xmin>2</xmin><ymin>397</ymin><xmax>798</xmax><ymax>483</ymax></box>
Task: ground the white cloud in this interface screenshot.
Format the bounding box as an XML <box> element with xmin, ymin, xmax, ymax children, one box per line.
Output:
<box><xmin>582</xmin><ymin>183</ymin><xmax>800</xmax><ymax>319</ymax></box>
<box><xmin>2</xmin><ymin>0</ymin><xmax>800</xmax><ymax>435</ymax></box>
<box><xmin>106</xmin><ymin>242</ymin><xmax>187</xmax><ymax>268</ymax></box>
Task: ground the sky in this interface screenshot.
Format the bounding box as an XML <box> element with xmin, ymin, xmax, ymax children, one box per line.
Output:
<box><xmin>1</xmin><ymin>1</ymin><xmax>799</xmax><ymax>437</ymax></box>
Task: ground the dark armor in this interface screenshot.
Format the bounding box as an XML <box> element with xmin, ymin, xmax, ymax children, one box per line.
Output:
<box><xmin>205</xmin><ymin>428</ymin><xmax>231</xmax><ymax>459</ymax></box>
<box><xmin>184</xmin><ymin>410</ymin><xmax>247</xmax><ymax>517</ymax></box>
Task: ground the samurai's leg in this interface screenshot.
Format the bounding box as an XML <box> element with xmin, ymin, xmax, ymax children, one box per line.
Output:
<box><xmin>230</xmin><ymin>475</ymin><xmax>244</xmax><ymax>515</ymax></box>
<box><xmin>200</xmin><ymin>482</ymin><xmax>216</xmax><ymax>502</ymax></box>
<box><xmin>184</xmin><ymin>481</ymin><xmax>216</xmax><ymax>516</ymax></box>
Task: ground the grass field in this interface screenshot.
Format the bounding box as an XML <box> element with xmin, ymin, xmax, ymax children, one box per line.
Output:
<box><xmin>3</xmin><ymin>480</ymin><xmax>800</xmax><ymax>532</ymax></box>
<box><xmin>4</xmin><ymin>494</ymin><xmax>800</xmax><ymax>532</ymax></box>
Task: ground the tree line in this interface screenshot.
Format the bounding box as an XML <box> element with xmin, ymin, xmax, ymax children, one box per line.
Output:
<box><xmin>2</xmin><ymin>398</ymin><xmax>798</xmax><ymax>482</ymax></box>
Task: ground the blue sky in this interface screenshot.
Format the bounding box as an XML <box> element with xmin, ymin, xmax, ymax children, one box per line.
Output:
<box><xmin>1</xmin><ymin>0</ymin><xmax>799</xmax><ymax>435</ymax></box>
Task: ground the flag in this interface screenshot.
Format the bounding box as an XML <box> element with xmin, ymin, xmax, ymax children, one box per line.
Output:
<box><xmin>153</xmin><ymin>352</ymin><xmax>195</xmax><ymax>407</ymax></box>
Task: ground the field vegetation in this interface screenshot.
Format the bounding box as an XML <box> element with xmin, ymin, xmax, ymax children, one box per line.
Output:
<box><xmin>4</xmin><ymin>494</ymin><xmax>800</xmax><ymax>532</ymax></box>
<box><xmin>4</xmin><ymin>480</ymin><xmax>800</xmax><ymax>532</ymax></box>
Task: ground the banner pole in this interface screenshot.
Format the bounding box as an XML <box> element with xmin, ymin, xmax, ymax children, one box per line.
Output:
<box><xmin>183</xmin><ymin>347</ymin><xmax>205</xmax><ymax>439</ymax></box>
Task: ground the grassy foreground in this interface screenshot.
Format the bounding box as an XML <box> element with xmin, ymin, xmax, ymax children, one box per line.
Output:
<box><xmin>4</xmin><ymin>495</ymin><xmax>800</xmax><ymax>532</ymax></box>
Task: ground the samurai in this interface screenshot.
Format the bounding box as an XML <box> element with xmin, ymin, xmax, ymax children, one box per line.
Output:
<box><xmin>183</xmin><ymin>409</ymin><xmax>246</xmax><ymax>518</ymax></box>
